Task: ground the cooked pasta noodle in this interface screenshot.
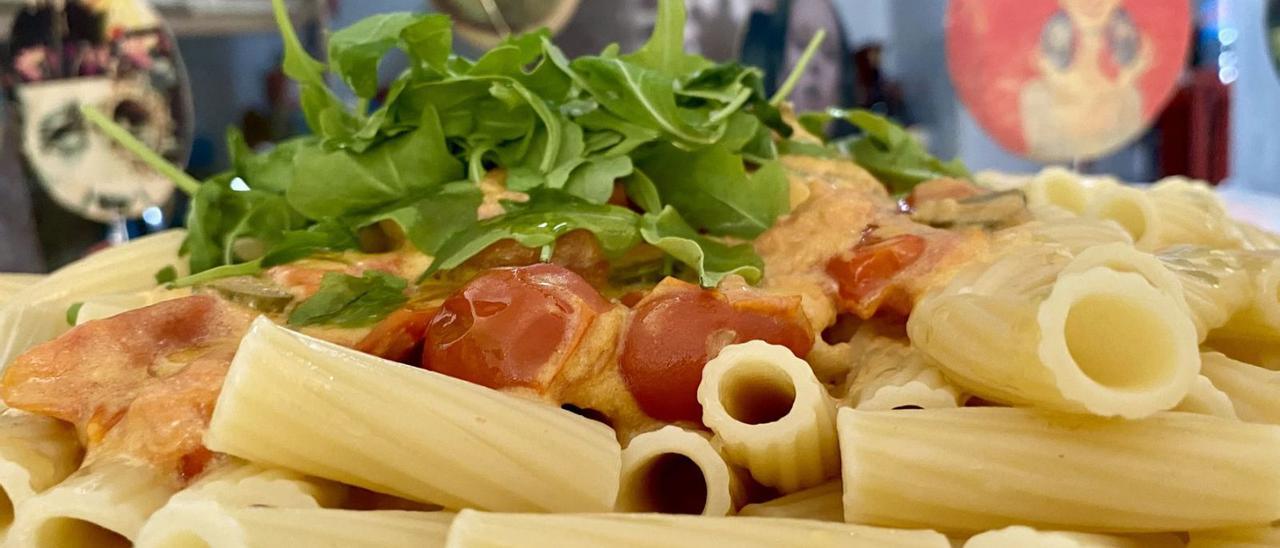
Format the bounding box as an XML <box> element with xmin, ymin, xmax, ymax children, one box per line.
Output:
<box><xmin>1213</xmin><ymin>258</ymin><xmax>1280</xmax><ymax>343</ymax></box>
<box><xmin>1204</xmin><ymin>336</ymin><xmax>1280</xmax><ymax>371</ymax></box>
<box><xmin>1199</xmin><ymin>352</ymin><xmax>1280</xmax><ymax>425</ymax></box>
<box><xmin>0</xmin><ymin>411</ymin><xmax>81</xmax><ymax>534</ymax></box>
<box><xmin>7</xmin><ymin>459</ymin><xmax>176</xmax><ymax>548</ymax></box>
<box><xmin>805</xmin><ymin>340</ymin><xmax>856</xmax><ymax>386</ymax></box>
<box><xmin>164</xmin><ymin>459</ymin><xmax>346</xmax><ymax>509</ymax></box>
<box><xmin>1157</xmin><ymin>246</ymin><xmax>1252</xmax><ymax>341</ymax></box>
<box><xmin>1006</xmin><ymin>217</ymin><xmax>1134</xmax><ymax>254</ymax></box>
<box><xmin>135</xmin><ymin>505</ymin><xmax>454</xmax><ymax>548</ymax></box>
<box><xmin>1057</xmin><ymin>242</ymin><xmax>1191</xmax><ymax>327</ymax></box>
<box><xmin>0</xmin><ymin>230</ymin><xmax>186</xmax><ymax>368</ymax></box>
<box><xmin>1024</xmin><ymin>167</ymin><xmax>1091</xmax><ymax>214</ymax></box>
<box><xmin>1187</xmin><ymin>526</ymin><xmax>1280</xmax><ymax>547</ymax></box>
<box><xmin>736</xmin><ymin>480</ymin><xmax>842</xmax><ymax>522</ymax></box>
<box><xmin>838</xmin><ymin>408</ymin><xmax>1280</xmax><ymax>533</ymax></box>
<box><xmin>1084</xmin><ymin>185</ymin><xmax>1157</xmax><ymax>248</ymax></box>
<box><xmin>73</xmin><ymin>291</ymin><xmax>183</xmax><ymax>326</ymax></box>
<box><xmin>1144</xmin><ymin>177</ymin><xmax>1242</xmax><ymax>250</ymax></box>
<box><xmin>909</xmin><ymin>262</ymin><xmax>1199</xmax><ymax>418</ymax></box>
<box><xmin>0</xmin><ymin>275</ymin><xmax>41</xmax><ymax>306</ymax></box>
<box><xmin>697</xmin><ymin>341</ymin><xmax>839</xmax><ymax>493</ymax></box>
<box><xmin>1234</xmin><ymin>221</ymin><xmax>1280</xmax><ymax>251</ymax></box>
<box><xmin>443</xmin><ymin>510</ymin><xmax>951</xmax><ymax>548</ymax></box>
<box><xmin>616</xmin><ymin>426</ymin><xmax>742</xmax><ymax>516</ymax></box>
<box><xmin>205</xmin><ymin>318</ymin><xmax>621</xmax><ymax>513</ymax></box>
<box><xmin>1173</xmin><ymin>375</ymin><xmax>1238</xmax><ymax>419</ymax></box>
<box><xmin>964</xmin><ymin>526</ymin><xmax>1184</xmax><ymax>548</ymax></box>
<box><xmin>844</xmin><ymin>328</ymin><xmax>962</xmax><ymax>411</ymax></box>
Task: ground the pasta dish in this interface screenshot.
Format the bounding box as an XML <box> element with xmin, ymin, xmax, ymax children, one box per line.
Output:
<box><xmin>0</xmin><ymin>1</ymin><xmax>1277</xmax><ymax>547</ymax></box>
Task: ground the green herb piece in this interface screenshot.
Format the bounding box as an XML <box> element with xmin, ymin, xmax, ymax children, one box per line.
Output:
<box><xmin>842</xmin><ymin>110</ymin><xmax>970</xmax><ymax>193</ymax></box>
<box><xmin>260</xmin><ymin>222</ymin><xmax>361</xmax><ymax>268</ymax></box>
<box><xmin>360</xmin><ymin>182</ymin><xmax>483</xmax><ymax>255</ymax></box>
<box><xmin>770</xmin><ymin>30</ymin><xmax>826</xmax><ymax>105</ymax></box>
<box><xmin>564</xmin><ymin>156</ymin><xmax>633</xmax><ymax>204</ymax></box>
<box><xmin>328</xmin><ymin>12</ymin><xmax>421</xmax><ymax>99</ymax></box>
<box><xmin>636</xmin><ymin>143</ymin><xmax>788</xmax><ymax>238</ymax></box>
<box><xmin>287</xmin><ymin>108</ymin><xmax>463</xmax><ymax>219</ymax></box>
<box><xmin>423</xmin><ymin>191</ymin><xmax>641</xmax><ymax>278</ymax></box>
<box><xmin>287</xmin><ymin>271</ymin><xmax>408</xmax><ymax>327</ymax></box>
<box><xmin>571</xmin><ymin>57</ymin><xmax>722</xmax><ymax>147</ymax></box>
<box><xmin>65</xmin><ymin>303</ymin><xmax>84</xmax><ymax>326</ymax></box>
<box><xmin>622</xmin><ymin>0</ymin><xmax>710</xmax><ymax>74</ymax></box>
<box><xmin>154</xmin><ymin>265</ymin><xmax>178</xmax><ymax>285</ymax></box>
<box><xmin>400</xmin><ymin>14</ymin><xmax>453</xmax><ymax>72</ymax></box>
<box><xmin>227</xmin><ymin>129</ymin><xmax>315</xmax><ymax>193</ymax></box>
<box><xmin>183</xmin><ymin>175</ymin><xmax>309</xmax><ymax>273</ymax></box>
<box><xmin>622</xmin><ymin>170</ymin><xmax>662</xmax><ymax>213</ymax></box>
<box><xmin>640</xmin><ymin>206</ymin><xmax>764</xmax><ymax>287</ymax></box>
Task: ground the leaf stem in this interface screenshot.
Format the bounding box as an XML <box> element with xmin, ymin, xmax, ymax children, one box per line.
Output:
<box><xmin>169</xmin><ymin>260</ymin><xmax>264</xmax><ymax>288</ymax></box>
<box><xmin>79</xmin><ymin>104</ymin><xmax>201</xmax><ymax>196</ymax></box>
<box><xmin>769</xmin><ymin>30</ymin><xmax>826</xmax><ymax>106</ymax></box>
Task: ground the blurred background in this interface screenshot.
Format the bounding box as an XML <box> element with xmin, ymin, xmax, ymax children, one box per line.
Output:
<box><xmin>1</xmin><ymin>0</ymin><xmax>1277</xmax><ymax>271</ymax></box>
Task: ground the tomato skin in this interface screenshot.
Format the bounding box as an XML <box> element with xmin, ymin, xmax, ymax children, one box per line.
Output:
<box><xmin>422</xmin><ymin>264</ymin><xmax>609</xmax><ymax>392</ymax></box>
<box><xmin>355</xmin><ymin>306</ymin><xmax>438</xmax><ymax>364</ymax></box>
<box><xmin>826</xmin><ymin>234</ymin><xmax>927</xmax><ymax>318</ymax></box>
<box><xmin>620</xmin><ymin>279</ymin><xmax>813</xmax><ymax>423</ymax></box>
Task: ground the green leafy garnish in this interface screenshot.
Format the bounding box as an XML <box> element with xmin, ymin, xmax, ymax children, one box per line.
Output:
<box><xmin>801</xmin><ymin>109</ymin><xmax>970</xmax><ymax>193</ymax></box>
<box><xmin>154</xmin><ymin>265</ymin><xmax>178</xmax><ymax>285</ymax></box>
<box><xmin>65</xmin><ymin>303</ymin><xmax>84</xmax><ymax>326</ymax></box>
<box><xmin>636</xmin><ymin>144</ymin><xmax>788</xmax><ymax>239</ymax></box>
<box><xmin>640</xmin><ymin>206</ymin><xmax>764</xmax><ymax>286</ymax></box>
<box><xmin>287</xmin><ymin>271</ymin><xmax>409</xmax><ymax>327</ymax></box>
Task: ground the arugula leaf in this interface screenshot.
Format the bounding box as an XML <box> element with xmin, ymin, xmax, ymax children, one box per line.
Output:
<box><xmin>400</xmin><ymin>14</ymin><xmax>453</xmax><ymax>72</ymax></box>
<box><xmin>65</xmin><ymin>303</ymin><xmax>83</xmax><ymax>326</ymax></box>
<box><xmin>271</xmin><ymin>0</ymin><xmax>356</xmax><ymax>140</ymax></box>
<box><xmin>571</xmin><ymin>57</ymin><xmax>722</xmax><ymax>147</ymax></box>
<box><xmin>564</xmin><ymin>156</ymin><xmax>633</xmax><ymax>204</ymax></box>
<box><xmin>328</xmin><ymin>12</ymin><xmax>420</xmax><ymax>99</ymax></box>
<box><xmin>227</xmin><ymin>129</ymin><xmax>315</xmax><ymax>193</ymax></box>
<box><xmin>807</xmin><ymin>109</ymin><xmax>971</xmax><ymax>193</ymax></box>
<box><xmin>622</xmin><ymin>0</ymin><xmax>711</xmax><ymax>74</ymax></box>
<box><xmin>154</xmin><ymin>265</ymin><xmax>178</xmax><ymax>284</ymax></box>
<box><xmin>287</xmin><ymin>271</ymin><xmax>408</xmax><ymax>327</ymax></box>
<box><xmin>287</xmin><ymin>107</ymin><xmax>463</xmax><ymax>219</ymax></box>
<box><xmin>636</xmin><ymin>143</ymin><xmax>788</xmax><ymax>238</ymax></box>
<box><xmin>423</xmin><ymin>191</ymin><xmax>641</xmax><ymax>277</ymax></box>
<box><xmin>361</xmin><ymin>182</ymin><xmax>483</xmax><ymax>255</ymax></box>
<box><xmin>260</xmin><ymin>222</ymin><xmax>360</xmax><ymax>268</ymax></box>
<box><xmin>640</xmin><ymin>206</ymin><xmax>764</xmax><ymax>287</ymax></box>
<box><xmin>183</xmin><ymin>175</ymin><xmax>308</xmax><ymax>273</ymax></box>
<box><xmin>622</xmin><ymin>170</ymin><xmax>662</xmax><ymax>213</ymax></box>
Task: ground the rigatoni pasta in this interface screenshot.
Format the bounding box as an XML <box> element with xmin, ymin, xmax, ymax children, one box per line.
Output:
<box><xmin>205</xmin><ymin>318</ymin><xmax>621</xmax><ymax>513</ymax></box>
<box><xmin>908</xmin><ymin>256</ymin><xmax>1199</xmax><ymax>418</ymax></box>
<box><xmin>736</xmin><ymin>480</ymin><xmax>842</xmax><ymax>522</ymax></box>
<box><xmin>162</xmin><ymin>459</ymin><xmax>346</xmax><ymax>509</ymax></box>
<box><xmin>1083</xmin><ymin>185</ymin><xmax>1157</xmax><ymax>249</ymax></box>
<box><xmin>1143</xmin><ymin>177</ymin><xmax>1242</xmax><ymax>250</ymax></box>
<box><xmin>964</xmin><ymin>526</ymin><xmax>1184</xmax><ymax>548</ymax></box>
<box><xmin>7</xmin><ymin>459</ymin><xmax>177</xmax><ymax>548</ymax></box>
<box><xmin>0</xmin><ymin>275</ymin><xmax>41</xmax><ymax>306</ymax></box>
<box><xmin>616</xmin><ymin>426</ymin><xmax>742</xmax><ymax>516</ymax></box>
<box><xmin>1187</xmin><ymin>526</ymin><xmax>1280</xmax><ymax>547</ymax></box>
<box><xmin>135</xmin><ymin>505</ymin><xmax>454</xmax><ymax>548</ymax></box>
<box><xmin>1198</xmin><ymin>352</ymin><xmax>1280</xmax><ymax>425</ymax></box>
<box><xmin>1173</xmin><ymin>376</ymin><xmax>1238</xmax><ymax>420</ymax></box>
<box><xmin>697</xmin><ymin>341</ymin><xmax>839</xmax><ymax>493</ymax></box>
<box><xmin>843</xmin><ymin>327</ymin><xmax>963</xmax><ymax>411</ymax></box>
<box><xmin>1213</xmin><ymin>258</ymin><xmax>1280</xmax><ymax>343</ymax></box>
<box><xmin>0</xmin><ymin>411</ymin><xmax>81</xmax><ymax>533</ymax></box>
<box><xmin>838</xmin><ymin>408</ymin><xmax>1280</xmax><ymax>533</ymax></box>
<box><xmin>443</xmin><ymin>510</ymin><xmax>951</xmax><ymax>548</ymax></box>
<box><xmin>1157</xmin><ymin>246</ymin><xmax>1252</xmax><ymax>340</ymax></box>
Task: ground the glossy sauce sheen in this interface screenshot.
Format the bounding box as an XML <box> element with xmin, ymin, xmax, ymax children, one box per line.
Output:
<box><xmin>0</xmin><ymin>295</ymin><xmax>252</xmax><ymax>479</ymax></box>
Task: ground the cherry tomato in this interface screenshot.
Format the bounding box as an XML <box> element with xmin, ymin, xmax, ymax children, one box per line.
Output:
<box><xmin>620</xmin><ymin>279</ymin><xmax>813</xmax><ymax>422</ymax></box>
<box><xmin>355</xmin><ymin>306</ymin><xmax>438</xmax><ymax>364</ymax></box>
<box><xmin>422</xmin><ymin>264</ymin><xmax>610</xmax><ymax>392</ymax></box>
<box><xmin>826</xmin><ymin>234</ymin><xmax>927</xmax><ymax>318</ymax></box>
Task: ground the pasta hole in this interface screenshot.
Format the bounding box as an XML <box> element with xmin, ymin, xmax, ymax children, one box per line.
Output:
<box><xmin>628</xmin><ymin>454</ymin><xmax>708</xmax><ymax>515</ymax></box>
<box><xmin>1045</xmin><ymin>180</ymin><xmax>1086</xmax><ymax>213</ymax></box>
<box><xmin>1096</xmin><ymin>200</ymin><xmax>1147</xmax><ymax>241</ymax></box>
<box><xmin>560</xmin><ymin>404</ymin><xmax>612</xmax><ymax>427</ymax></box>
<box><xmin>892</xmin><ymin>405</ymin><xmax>924</xmax><ymax>410</ymax></box>
<box><xmin>35</xmin><ymin>518</ymin><xmax>130</xmax><ymax>548</ymax></box>
<box><xmin>1064</xmin><ymin>295</ymin><xmax>1176</xmax><ymax>390</ymax></box>
<box><xmin>719</xmin><ymin>362</ymin><xmax>796</xmax><ymax>425</ymax></box>
<box><xmin>151</xmin><ymin>532</ymin><xmax>212</xmax><ymax>548</ymax></box>
<box><xmin>0</xmin><ymin>487</ymin><xmax>13</xmax><ymax>529</ymax></box>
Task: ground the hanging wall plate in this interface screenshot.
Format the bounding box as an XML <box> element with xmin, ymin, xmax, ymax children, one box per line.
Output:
<box><xmin>430</xmin><ymin>0</ymin><xmax>580</xmax><ymax>48</ymax></box>
<box><xmin>8</xmin><ymin>0</ymin><xmax>193</xmax><ymax>224</ymax></box>
<box><xmin>946</xmin><ymin>0</ymin><xmax>1190</xmax><ymax>163</ymax></box>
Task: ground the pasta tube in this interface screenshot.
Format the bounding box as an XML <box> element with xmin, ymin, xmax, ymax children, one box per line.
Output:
<box><xmin>7</xmin><ymin>458</ymin><xmax>177</xmax><ymax>547</ymax></box>
<box><xmin>1143</xmin><ymin>177</ymin><xmax>1242</xmax><ymax>250</ymax></box>
<box><xmin>73</xmin><ymin>290</ymin><xmax>185</xmax><ymax>326</ymax></box>
<box><xmin>1199</xmin><ymin>352</ymin><xmax>1280</xmax><ymax>425</ymax></box>
<box><xmin>805</xmin><ymin>340</ymin><xmax>855</xmax><ymax>386</ymax></box>
<box><xmin>1234</xmin><ymin>221</ymin><xmax>1280</xmax><ymax>251</ymax></box>
<box><xmin>1157</xmin><ymin>246</ymin><xmax>1252</xmax><ymax>341</ymax></box>
<box><xmin>443</xmin><ymin>510</ymin><xmax>951</xmax><ymax>548</ymax></box>
<box><xmin>1024</xmin><ymin>167</ymin><xmax>1092</xmax><ymax>214</ymax></box>
<box><xmin>696</xmin><ymin>341</ymin><xmax>839</xmax><ymax>493</ymax></box>
<box><xmin>135</xmin><ymin>505</ymin><xmax>454</xmax><ymax>548</ymax></box>
<box><xmin>737</xmin><ymin>480</ymin><xmax>842</xmax><ymax>522</ymax></box>
<box><xmin>0</xmin><ymin>275</ymin><xmax>41</xmax><ymax>306</ymax></box>
<box><xmin>0</xmin><ymin>230</ymin><xmax>186</xmax><ymax>368</ymax></box>
<box><xmin>909</xmin><ymin>264</ymin><xmax>1199</xmax><ymax>418</ymax></box>
<box><xmin>0</xmin><ymin>411</ymin><xmax>81</xmax><ymax>533</ymax></box>
<box><xmin>1188</xmin><ymin>526</ymin><xmax>1280</xmax><ymax>547</ymax></box>
<box><xmin>1083</xmin><ymin>185</ymin><xmax>1157</xmax><ymax>248</ymax></box>
<box><xmin>844</xmin><ymin>328</ymin><xmax>963</xmax><ymax>411</ymax></box>
<box><xmin>616</xmin><ymin>426</ymin><xmax>742</xmax><ymax>516</ymax></box>
<box><xmin>965</xmin><ymin>526</ymin><xmax>1184</xmax><ymax>548</ymax></box>
<box><xmin>165</xmin><ymin>459</ymin><xmax>346</xmax><ymax>509</ymax></box>
<box><xmin>1009</xmin><ymin>217</ymin><xmax>1134</xmax><ymax>254</ymax></box>
<box><xmin>1214</xmin><ymin>258</ymin><xmax>1280</xmax><ymax>343</ymax></box>
<box><xmin>1173</xmin><ymin>376</ymin><xmax>1238</xmax><ymax>419</ymax></box>
<box><xmin>838</xmin><ymin>408</ymin><xmax>1280</xmax><ymax>533</ymax></box>
<box><xmin>205</xmin><ymin>318</ymin><xmax>621</xmax><ymax>513</ymax></box>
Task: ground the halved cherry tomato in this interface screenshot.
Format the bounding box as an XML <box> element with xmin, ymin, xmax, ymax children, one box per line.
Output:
<box><xmin>355</xmin><ymin>306</ymin><xmax>439</xmax><ymax>364</ymax></box>
<box><xmin>826</xmin><ymin>234</ymin><xmax>927</xmax><ymax>318</ymax></box>
<box><xmin>422</xmin><ymin>263</ymin><xmax>611</xmax><ymax>392</ymax></box>
<box><xmin>620</xmin><ymin>279</ymin><xmax>813</xmax><ymax>423</ymax></box>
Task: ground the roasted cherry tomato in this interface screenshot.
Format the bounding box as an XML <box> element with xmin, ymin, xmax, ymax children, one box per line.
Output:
<box><xmin>826</xmin><ymin>234</ymin><xmax>926</xmax><ymax>318</ymax></box>
<box><xmin>620</xmin><ymin>279</ymin><xmax>813</xmax><ymax>423</ymax></box>
<box><xmin>422</xmin><ymin>263</ymin><xmax>611</xmax><ymax>392</ymax></box>
<box><xmin>355</xmin><ymin>306</ymin><xmax>439</xmax><ymax>364</ymax></box>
